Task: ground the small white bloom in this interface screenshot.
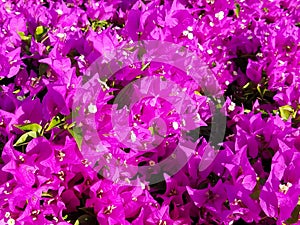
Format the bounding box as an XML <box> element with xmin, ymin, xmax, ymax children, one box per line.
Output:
<box><xmin>56</xmin><ymin>9</ymin><xmax>63</xmax><ymax>15</ymax></box>
<box><xmin>187</xmin><ymin>32</ymin><xmax>194</xmax><ymax>40</ymax></box>
<box><xmin>215</xmin><ymin>11</ymin><xmax>224</xmax><ymax>20</ymax></box>
<box><xmin>209</xmin><ymin>22</ymin><xmax>214</xmax><ymax>27</ymax></box>
<box><xmin>207</xmin><ymin>49</ymin><xmax>213</xmax><ymax>55</ymax></box>
<box><xmin>172</xmin><ymin>122</ymin><xmax>179</xmax><ymax>130</ymax></box>
<box><xmin>278</xmin><ymin>60</ymin><xmax>285</xmax><ymax>66</ymax></box>
<box><xmin>7</xmin><ymin>218</ymin><xmax>15</xmax><ymax>225</ymax></box>
<box><xmin>88</xmin><ymin>103</ymin><xmax>97</xmax><ymax>113</ymax></box>
<box><xmin>56</xmin><ymin>33</ymin><xmax>66</xmax><ymax>39</ymax></box>
<box><xmin>187</xmin><ymin>26</ymin><xmax>193</xmax><ymax>31</ymax></box>
<box><xmin>228</xmin><ymin>101</ymin><xmax>236</xmax><ymax>111</ymax></box>
<box><xmin>182</xmin><ymin>30</ymin><xmax>189</xmax><ymax>36</ymax></box>
<box><xmin>5</xmin><ymin>212</ymin><xmax>10</xmax><ymax>218</ymax></box>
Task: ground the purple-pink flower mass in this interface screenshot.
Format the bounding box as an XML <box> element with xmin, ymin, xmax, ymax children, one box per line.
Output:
<box><xmin>0</xmin><ymin>0</ymin><xmax>300</xmax><ymax>224</ymax></box>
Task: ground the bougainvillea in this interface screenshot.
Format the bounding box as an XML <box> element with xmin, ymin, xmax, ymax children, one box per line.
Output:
<box><xmin>0</xmin><ymin>0</ymin><xmax>300</xmax><ymax>224</ymax></box>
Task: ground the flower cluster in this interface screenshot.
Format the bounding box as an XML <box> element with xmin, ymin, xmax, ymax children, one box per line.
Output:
<box><xmin>0</xmin><ymin>0</ymin><xmax>299</xmax><ymax>225</ymax></box>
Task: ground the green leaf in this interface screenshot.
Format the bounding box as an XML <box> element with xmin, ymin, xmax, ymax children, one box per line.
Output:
<box><xmin>279</xmin><ymin>105</ymin><xmax>294</xmax><ymax>121</ymax></box>
<box><xmin>18</xmin><ymin>31</ymin><xmax>32</xmax><ymax>42</ymax></box>
<box><xmin>46</xmin><ymin>45</ymin><xmax>53</xmax><ymax>52</ymax></box>
<box><xmin>63</xmin><ymin>214</ymin><xmax>68</xmax><ymax>220</ymax></box>
<box><xmin>34</xmin><ymin>26</ymin><xmax>48</xmax><ymax>42</ymax></box>
<box><xmin>74</xmin><ymin>214</ymin><xmax>96</xmax><ymax>225</ymax></box>
<box><xmin>14</xmin><ymin>123</ymin><xmax>42</xmax><ymax>133</ymax></box>
<box><xmin>68</xmin><ymin>127</ymin><xmax>83</xmax><ymax>148</ymax></box>
<box><xmin>46</xmin><ymin>115</ymin><xmax>65</xmax><ymax>131</ymax></box>
<box><xmin>244</xmin><ymin>109</ymin><xmax>251</xmax><ymax>114</ymax></box>
<box><xmin>250</xmin><ymin>188</ymin><xmax>261</xmax><ymax>200</ymax></box>
<box><xmin>41</xmin><ymin>192</ymin><xmax>53</xmax><ymax>198</ymax></box>
<box><xmin>39</xmin><ymin>63</ymin><xmax>48</xmax><ymax>77</ymax></box>
<box><xmin>90</xmin><ymin>19</ymin><xmax>110</xmax><ymax>31</ymax></box>
<box><xmin>292</xmin><ymin>110</ymin><xmax>298</xmax><ymax>119</ymax></box>
<box><xmin>223</xmin><ymin>200</ymin><xmax>230</xmax><ymax>210</ymax></box>
<box><xmin>13</xmin><ymin>89</ymin><xmax>21</xmax><ymax>94</ymax></box>
<box><xmin>36</xmin><ymin>26</ymin><xmax>44</xmax><ymax>36</ymax></box>
<box><xmin>263</xmin><ymin>7</ymin><xmax>269</xmax><ymax>13</ymax></box>
<box><xmin>14</xmin><ymin>131</ymin><xmax>38</xmax><ymax>147</ymax></box>
<box><xmin>234</xmin><ymin>3</ymin><xmax>241</xmax><ymax>18</ymax></box>
<box><xmin>148</xmin><ymin>127</ymin><xmax>155</xmax><ymax>136</ymax></box>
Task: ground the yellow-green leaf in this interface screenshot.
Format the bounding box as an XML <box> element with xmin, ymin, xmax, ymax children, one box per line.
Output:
<box><xmin>46</xmin><ymin>116</ymin><xmax>65</xmax><ymax>131</ymax></box>
<box><xmin>279</xmin><ymin>105</ymin><xmax>294</xmax><ymax>121</ymax></box>
<box><xmin>18</xmin><ymin>31</ymin><xmax>32</xmax><ymax>42</ymax></box>
<box><xmin>68</xmin><ymin>127</ymin><xmax>83</xmax><ymax>148</ymax></box>
<box><xmin>35</xmin><ymin>26</ymin><xmax>44</xmax><ymax>36</ymax></box>
<box><xmin>285</xmin><ymin>205</ymin><xmax>300</xmax><ymax>224</ymax></box>
<box><xmin>74</xmin><ymin>214</ymin><xmax>96</xmax><ymax>225</ymax></box>
<box><xmin>14</xmin><ymin>123</ymin><xmax>42</xmax><ymax>133</ymax></box>
<box><xmin>234</xmin><ymin>3</ymin><xmax>241</xmax><ymax>18</ymax></box>
<box><xmin>34</xmin><ymin>26</ymin><xmax>48</xmax><ymax>42</ymax></box>
<box><xmin>148</xmin><ymin>127</ymin><xmax>155</xmax><ymax>136</ymax></box>
<box><xmin>14</xmin><ymin>131</ymin><xmax>38</xmax><ymax>147</ymax></box>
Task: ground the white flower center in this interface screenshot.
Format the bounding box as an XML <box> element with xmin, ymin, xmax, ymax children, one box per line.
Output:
<box><xmin>215</xmin><ymin>11</ymin><xmax>224</xmax><ymax>20</ymax></box>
